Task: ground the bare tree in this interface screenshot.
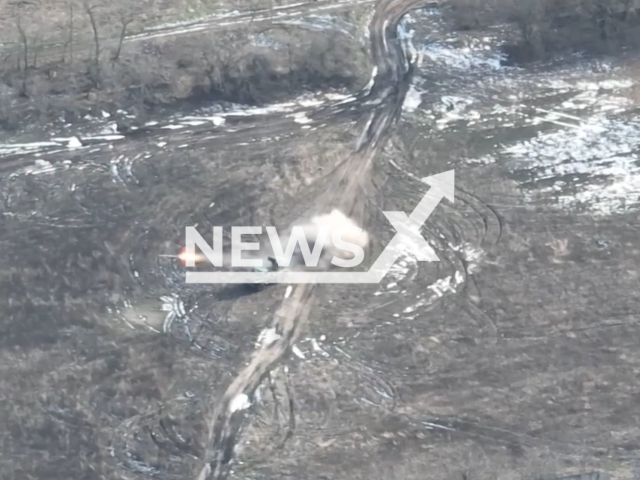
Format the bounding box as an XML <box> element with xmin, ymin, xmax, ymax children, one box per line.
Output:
<box><xmin>513</xmin><ymin>0</ymin><xmax>548</xmax><ymax>57</ymax></box>
<box><xmin>13</xmin><ymin>8</ymin><xmax>29</xmax><ymax>96</ymax></box>
<box><xmin>14</xmin><ymin>10</ymin><xmax>28</xmax><ymax>72</ymax></box>
<box><xmin>112</xmin><ymin>10</ymin><xmax>135</xmax><ymax>64</ymax></box>
<box><xmin>61</xmin><ymin>2</ymin><xmax>75</xmax><ymax>64</ymax></box>
<box><xmin>84</xmin><ymin>1</ymin><xmax>101</xmax><ymax>86</ymax></box>
<box><xmin>200</xmin><ymin>31</ymin><xmax>248</xmax><ymax>97</ymax></box>
<box><xmin>579</xmin><ymin>0</ymin><xmax>640</xmax><ymax>43</ymax></box>
<box><xmin>581</xmin><ymin>0</ymin><xmax>615</xmax><ymax>42</ymax></box>
<box><xmin>201</xmin><ymin>48</ymin><xmax>232</xmax><ymax>96</ymax></box>
<box><xmin>32</xmin><ymin>32</ymin><xmax>42</xmax><ymax>68</ymax></box>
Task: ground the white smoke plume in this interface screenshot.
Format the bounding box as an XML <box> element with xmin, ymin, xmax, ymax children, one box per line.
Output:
<box><xmin>278</xmin><ymin>209</ymin><xmax>370</xmax><ymax>270</ymax></box>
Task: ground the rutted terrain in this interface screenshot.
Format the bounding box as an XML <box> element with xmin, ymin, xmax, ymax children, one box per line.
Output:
<box><xmin>1</xmin><ymin>1</ymin><xmax>640</xmax><ymax>480</ymax></box>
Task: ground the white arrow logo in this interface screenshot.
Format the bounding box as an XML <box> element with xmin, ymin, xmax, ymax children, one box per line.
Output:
<box><xmin>186</xmin><ymin>170</ymin><xmax>455</xmax><ymax>284</ymax></box>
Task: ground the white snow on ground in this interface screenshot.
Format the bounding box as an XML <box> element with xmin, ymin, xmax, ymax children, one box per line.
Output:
<box><xmin>51</xmin><ymin>137</ymin><xmax>84</xmax><ymax>149</ymax></box>
<box><xmin>84</xmin><ymin>135</ymin><xmax>125</xmax><ymax>141</ymax></box>
<box><xmin>398</xmin><ymin>15</ymin><xmax>418</xmax><ymax>67</ymax></box>
<box><xmin>562</xmin><ymin>158</ymin><xmax>640</xmax><ymax>215</ymax></box>
<box><xmin>127</xmin><ymin>0</ymin><xmax>375</xmax><ymax>41</ymax></box>
<box><xmin>433</xmin><ymin>95</ymin><xmax>479</xmax><ymax>128</ymax></box>
<box><xmin>576</xmin><ymin>79</ymin><xmax>634</xmax><ymax>91</ymax></box>
<box><xmin>401</xmin><ymin>271</ymin><xmax>466</xmax><ymax>318</ymax></box>
<box><xmin>0</xmin><ymin>141</ymin><xmax>59</xmax><ymax>156</ymax></box>
<box><xmin>362</xmin><ymin>66</ymin><xmax>378</xmax><ymax>96</ymax></box>
<box><xmin>160</xmin><ymin>294</ymin><xmax>188</xmax><ymax>334</ymax></box>
<box><xmin>360</xmin><ymin>9</ymin><xmax>375</xmax><ymax>46</ymax></box>
<box><xmin>100</xmin><ymin>122</ymin><xmax>119</xmax><ymax>135</ymax></box>
<box><xmin>275</xmin><ymin>336</ymin><xmax>331</xmax><ymax>363</ymax></box>
<box><xmin>503</xmin><ymin>114</ymin><xmax>640</xmax><ymax>215</ymax></box>
<box><xmin>370</xmin><ymin>164</ymin><xmax>480</xmax><ymax>316</ymax></box>
<box><xmin>530</xmin><ymin>76</ymin><xmax>634</xmax><ymax>114</ymax></box>
<box><xmin>23</xmin><ymin>159</ymin><xmax>58</xmax><ymax>175</ymax></box>
<box><xmin>67</xmin><ymin>137</ymin><xmax>83</xmax><ymax>148</ymax></box>
<box><xmin>179</xmin><ymin>90</ymin><xmax>344</xmax><ymax>126</ymax></box>
<box><xmin>291</xmin><ymin>345</ymin><xmax>306</xmax><ymax>359</ymax></box>
<box><xmin>460</xmin><ymin>69</ymin><xmax>640</xmax><ymax>214</ymax></box>
<box><xmin>411</xmin><ymin>16</ymin><xmax>640</xmax><ymax>217</ymax></box>
<box><xmin>427</xmin><ymin>272</ymin><xmax>465</xmax><ymax>299</ymax></box>
<box><xmin>141</xmin><ymin>9</ymin><xmax>241</xmax><ymax>34</ymax></box>
<box><xmin>291</xmin><ymin>112</ymin><xmax>314</xmax><ymax>124</ymax></box>
<box><xmin>421</xmin><ymin>43</ymin><xmax>504</xmax><ymax>71</ymax></box>
<box><xmin>0</xmin><ymin>83</ymin><xmax>351</xmax><ymax>159</ymax></box>
<box><xmin>371</xmin><ymin>231</ymin><xmax>421</xmax><ymax>298</ymax></box>
<box><xmin>505</xmin><ymin>118</ymin><xmax>635</xmax><ymax>166</ymax></box>
<box><xmin>325</xmin><ymin>92</ymin><xmax>356</xmax><ymax>103</ymax></box>
<box><xmin>298</xmin><ymin>97</ymin><xmax>325</xmax><ymax>108</ymax></box>
<box><xmin>181</xmin><ymin>115</ymin><xmax>226</xmax><ymax>126</ymax></box>
<box><xmin>403</xmin><ymin>85</ymin><xmax>424</xmax><ymax>113</ymax></box>
<box><xmin>229</xmin><ymin>394</ymin><xmax>252</xmax><ymax>413</ymax></box>
<box><xmin>453</xmin><ymin>243</ymin><xmax>485</xmax><ymax>274</ymax></box>
<box><xmin>256</xmin><ymin>328</ymin><xmax>281</xmax><ymax>348</ymax></box>
<box><xmin>277</xmin><ymin>14</ymin><xmax>357</xmax><ymax>37</ymax></box>
<box><xmin>221</xmin><ymin>101</ymin><xmax>298</xmax><ymax>117</ymax></box>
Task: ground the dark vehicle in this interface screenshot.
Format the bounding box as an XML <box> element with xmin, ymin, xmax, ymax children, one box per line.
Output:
<box><xmin>247</xmin><ymin>256</ymin><xmax>286</xmax><ymax>291</ymax></box>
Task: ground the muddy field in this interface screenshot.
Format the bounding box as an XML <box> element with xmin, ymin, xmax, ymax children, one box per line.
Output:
<box><xmin>1</xmin><ymin>1</ymin><xmax>640</xmax><ymax>480</ymax></box>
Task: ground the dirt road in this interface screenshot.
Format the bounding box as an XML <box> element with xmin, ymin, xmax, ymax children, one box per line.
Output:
<box><xmin>1</xmin><ymin>0</ymin><xmax>639</xmax><ymax>479</ymax></box>
<box><xmin>194</xmin><ymin>1</ymin><xmax>421</xmax><ymax>478</ymax></box>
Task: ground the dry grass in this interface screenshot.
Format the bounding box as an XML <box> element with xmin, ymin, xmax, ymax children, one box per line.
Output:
<box><xmin>0</xmin><ymin>0</ymin><xmax>301</xmax><ymax>48</ymax></box>
<box><xmin>342</xmin><ymin>443</ymin><xmax>614</xmax><ymax>480</ymax></box>
<box><xmin>445</xmin><ymin>0</ymin><xmax>640</xmax><ymax>62</ymax></box>
<box><xmin>0</xmin><ymin>12</ymin><xmax>370</xmax><ymax>130</ymax></box>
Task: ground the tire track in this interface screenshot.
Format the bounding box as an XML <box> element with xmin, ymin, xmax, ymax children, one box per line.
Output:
<box><xmin>193</xmin><ymin>1</ymin><xmax>422</xmax><ymax>478</ymax></box>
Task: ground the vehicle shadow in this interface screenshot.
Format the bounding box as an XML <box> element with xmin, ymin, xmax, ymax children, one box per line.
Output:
<box><xmin>213</xmin><ymin>284</ymin><xmax>265</xmax><ymax>301</ymax></box>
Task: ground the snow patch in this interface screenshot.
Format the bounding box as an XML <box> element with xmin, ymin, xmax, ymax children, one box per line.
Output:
<box><xmin>229</xmin><ymin>394</ymin><xmax>251</xmax><ymax>413</ymax></box>
<box><xmin>422</xmin><ymin>43</ymin><xmax>504</xmax><ymax>71</ymax></box>
<box><xmin>403</xmin><ymin>85</ymin><xmax>424</xmax><ymax>113</ymax></box>
<box><xmin>291</xmin><ymin>345</ymin><xmax>306</xmax><ymax>359</ymax></box>
<box><xmin>291</xmin><ymin>112</ymin><xmax>314</xmax><ymax>124</ymax></box>
<box><xmin>67</xmin><ymin>137</ymin><xmax>83</xmax><ymax>148</ymax></box>
<box><xmin>256</xmin><ymin>328</ymin><xmax>281</xmax><ymax>348</ymax></box>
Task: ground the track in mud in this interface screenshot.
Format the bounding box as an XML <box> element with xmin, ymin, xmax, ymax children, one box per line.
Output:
<box><xmin>194</xmin><ymin>1</ymin><xmax>424</xmax><ymax>478</ymax></box>
<box><xmin>3</xmin><ymin>1</ymin><xmax>640</xmax><ymax>480</ymax></box>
